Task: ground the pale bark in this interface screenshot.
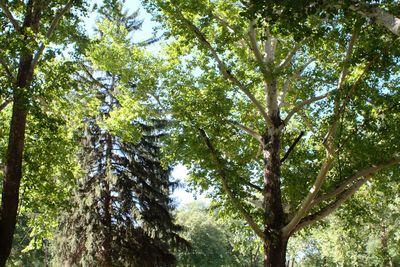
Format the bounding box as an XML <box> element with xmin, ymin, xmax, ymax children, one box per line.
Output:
<box><xmin>278</xmin><ymin>59</ymin><xmax>314</xmax><ymax>108</ymax></box>
<box><xmin>293</xmin><ymin>175</ymin><xmax>370</xmax><ymax>232</ymax></box>
<box><xmin>282</xmin><ymin>153</ymin><xmax>334</xmax><ymax>237</ymax></box>
<box><xmin>293</xmin><ymin>156</ymin><xmax>400</xmax><ymax>232</ymax></box>
<box><xmin>311</xmin><ymin>157</ymin><xmax>400</xmax><ymax>208</ymax></box>
<box><xmin>32</xmin><ymin>0</ymin><xmax>75</xmax><ymax>69</ymax></box>
<box><xmin>174</xmin><ymin>8</ymin><xmax>271</xmax><ymax>124</ymax></box>
<box><xmin>229</xmin><ymin>120</ymin><xmax>263</xmax><ymax>143</ymax></box>
<box><xmin>283</xmin><ymin>90</ymin><xmax>336</xmax><ymax>126</ymax></box>
<box><xmin>349</xmin><ymin>3</ymin><xmax>400</xmax><ymax>36</ymax></box>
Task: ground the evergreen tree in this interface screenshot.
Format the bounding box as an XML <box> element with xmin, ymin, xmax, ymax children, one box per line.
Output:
<box><xmin>52</xmin><ymin>1</ymin><xmax>186</xmax><ymax>266</ymax></box>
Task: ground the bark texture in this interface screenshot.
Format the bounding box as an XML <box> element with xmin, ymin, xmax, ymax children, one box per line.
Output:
<box><xmin>263</xmin><ymin>79</ymin><xmax>286</xmax><ymax>267</ymax></box>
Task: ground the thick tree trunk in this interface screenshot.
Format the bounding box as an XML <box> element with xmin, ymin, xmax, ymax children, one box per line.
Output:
<box><xmin>0</xmin><ymin>55</ymin><xmax>34</xmax><ymax>265</ymax></box>
<box><xmin>263</xmin><ymin>124</ymin><xmax>286</xmax><ymax>267</ymax></box>
<box><xmin>263</xmin><ymin>235</ymin><xmax>288</xmax><ymax>267</ymax></box>
<box><xmin>263</xmin><ymin>78</ymin><xmax>286</xmax><ymax>267</ymax></box>
<box><xmin>0</xmin><ymin>1</ymin><xmax>40</xmax><ymax>265</ymax></box>
<box><xmin>0</xmin><ymin>93</ymin><xmax>28</xmax><ymax>266</ymax></box>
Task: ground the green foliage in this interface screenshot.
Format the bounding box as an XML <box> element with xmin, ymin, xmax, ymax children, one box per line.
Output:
<box><xmin>176</xmin><ymin>202</ymin><xmax>262</xmax><ymax>267</ymax></box>
<box><xmin>51</xmin><ymin>2</ymin><xmax>187</xmax><ymax>266</ymax></box>
<box><xmin>143</xmin><ymin>0</ymin><xmax>400</xmax><ymax>264</ymax></box>
<box><xmin>288</xmin><ymin>178</ymin><xmax>400</xmax><ymax>266</ymax></box>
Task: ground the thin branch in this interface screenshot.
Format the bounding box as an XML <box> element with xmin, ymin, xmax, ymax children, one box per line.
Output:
<box><xmin>293</xmin><ymin>174</ymin><xmax>370</xmax><ymax>232</ymax></box>
<box><xmin>282</xmin><ymin>153</ymin><xmax>334</xmax><ymax>237</ymax></box>
<box><xmin>0</xmin><ymin>0</ymin><xmax>20</xmax><ymax>31</ymax></box>
<box><xmin>312</xmin><ymin>156</ymin><xmax>400</xmax><ymax>207</ymax></box>
<box><xmin>299</xmin><ymin>110</ymin><xmax>318</xmax><ymax>136</ymax></box>
<box><xmin>31</xmin><ymin>0</ymin><xmax>74</xmax><ymax>69</ymax></box>
<box><xmin>228</xmin><ymin>120</ymin><xmax>262</xmax><ymax>143</ymax></box>
<box><xmin>0</xmin><ymin>98</ymin><xmax>12</xmax><ymax>112</ymax></box>
<box><xmin>212</xmin><ymin>14</ymin><xmax>236</xmax><ymax>33</ymax></box>
<box><xmin>277</xmin><ymin>39</ymin><xmax>306</xmax><ymax>69</ymax></box>
<box><xmin>281</xmin><ymin>131</ymin><xmax>305</xmax><ymax>163</ymax></box>
<box><xmin>284</xmin><ymin>90</ymin><xmax>335</xmax><ymax>126</ymax></box>
<box><xmin>278</xmin><ymin>58</ymin><xmax>315</xmax><ymax>108</ymax></box>
<box><xmin>323</xmin><ymin>55</ymin><xmax>378</xmax><ymax>147</ymax></box>
<box><xmin>248</xmin><ymin>19</ymin><xmax>269</xmax><ymax>80</ymax></box>
<box><xmin>246</xmin><ymin>182</ymin><xmax>263</xmax><ymax>192</ymax></box>
<box><xmin>0</xmin><ymin>56</ymin><xmax>15</xmax><ymax>80</ymax></box>
<box><xmin>174</xmin><ymin>8</ymin><xmax>271</xmax><ymax>125</ymax></box>
<box><xmin>323</xmin><ymin>24</ymin><xmax>361</xmax><ymax>148</ymax></box>
<box><xmin>198</xmin><ymin>128</ymin><xmax>265</xmax><ymax>241</ymax></box>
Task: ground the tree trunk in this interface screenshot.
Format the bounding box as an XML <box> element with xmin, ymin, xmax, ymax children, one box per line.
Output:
<box><xmin>262</xmin><ymin>123</ymin><xmax>286</xmax><ymax>266</ymax></box>
<box><xmin>263</xmin><ymin>235</ymin><xmax>288</xmax><ymax>267</ymax></box>
<box><xmin>100</xmin><ymin>134</ymin><xmax>113</xmax><ymax>267</ymax></box>
<box><xmin>0</xmin><ymin>1</ymin><xmax>40</xmax><ymax>265</ymax></box>
<box><xmin>263</xmin><ymin>79</ymin><xmax>286</xmax><ymax>267</ymax></box>
<box><xmin>0</xmin><ymin>93</ymin><xmax>28</xmax><ymax>266</ymax></box>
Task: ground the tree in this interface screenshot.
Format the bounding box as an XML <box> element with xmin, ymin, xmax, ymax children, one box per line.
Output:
<box><xmin>176</xmin><ymin>202</ymin><xmax>238</xmax><ymax>267</ymax></box>
<box><xmin>52</xmin><ymin>2</ymin><xmax>187</xmax><ymax>265</ymax></box>
<box><xmin>143</xmin><ymin>0</ymin><xmax>400</xmax><ymax>266</ymax></box>
<box><xmin>176</xmin><ymin>201</ymin><xmax>263</xmax><ymax>267</ymax></box>
<box><xmin>0</xmin><ymin>1</ymin><xmax>86</xmax><ymax>264</ymax></box>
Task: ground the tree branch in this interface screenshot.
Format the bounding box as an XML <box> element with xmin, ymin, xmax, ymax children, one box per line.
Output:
<box><xmin>198</xmin><ymin>128</ymin><xmax>265</xmax><ymax>241</ymax></box>
<box><xmin>246</xmin><ymin>182</ymin><xmax>263</xmax><ymax>192</ymax></box>
<box><xmin>312</xmin><ymin>156</ymin><xmax>400</xmax><ymax>208</ymax></box>
<box><xmin>299</xmin><ymin>110</ymin><xmax>318</xmax><ymax>136</ymax></box>
<box><xmin>293</xmin><ymin>174</ymin><xmax>370</xmax><ymax>232</ymax></box>
<box><xmin>277</xmin><ymin>39</ymin><xmax>306</xmax><ymax>69</ymax></box>
<box><xmin>283</xmin><ymin>90</ymin><xmax>335</xmax><ymax>126</ymax></box>
<box><xmin>349</xmin><ymin>2</ymin><xmax>400</xmax><ymax>36</ymax></box>
<box><xmin>212</xmin><ymin>14</ymin><xmax>236</xmax><ymax>34</ymax></box>
<box><xmin>0</xmin><ymin>0</ymin><xmax>20</xmax><ymax>31</ymax></box>
<box><xmin>278</xmin><ymin>58</ymin><xmax>315</xmax><ymax>108</ymax></box>
<box><xmin>31</xmin><ymin>0</ymin><xmax>74</xmax><ymax>69</ymax></box>
<box><xmin>0</xmin><ymin>98</ymin><xmax>12</xmax><ymax>112</ymax></box>
<box><xmin>282</xmin><ymin>153</ymin><xmax>334</xmax><ymax>237</ymax></box>
<box><xmin>0</xmin><ymin>56</ymin><xmax>15</xmax><ymax>80</ymax></box>
<box><xmin>228</xmin><ymin>120</ymin><xmax>262</xmax><ymax>143</ymax></box>
<box><xmin>323</xmin><ymin>24</ymin><xmax>361</xmax><ymax>149</ymax></box>
<box><xmin>174</xmin><ymin>8</ymin><xmax>271</xmax><ymax>125</ymax></box>
<box><xmin>248</xmin><ymin>19</ymin><xmax>269</xmax><ymax>81</ymax></box>
<box><xmin>323</xmin><ymin>55</ymin><xmax>378</xmax><ymax>148</ymax></box>
<box><xmin>281</xmin><ymin>131</ymin><xmax>305</xmax><ymax>163</ymax></box>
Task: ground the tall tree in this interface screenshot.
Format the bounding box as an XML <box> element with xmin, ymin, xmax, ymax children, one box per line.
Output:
<box><xmin>53</xmin><ymin>2</ymin><xmax>186</xmax><ymax>265</ymax></box>
<box><xmin>143</xmin><ymin>0</ymin><xmax>400</xmax><ymax>266</ymax></box>
<box><xmin>0</xmin><ymin>0</ymin><xmax>85</xmax><ymax>265</ymax></box>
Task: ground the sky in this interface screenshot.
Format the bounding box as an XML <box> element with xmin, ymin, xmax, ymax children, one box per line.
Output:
<box><xmin>84</xmin><ymin>0</ymin><xmax>208</xmax><ymax>206</ymax></box>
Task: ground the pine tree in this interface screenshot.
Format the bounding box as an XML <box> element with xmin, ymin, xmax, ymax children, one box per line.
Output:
<box><xmin>52</xmin><ymin>1</ymin><xmax>187</xmax><ymax>266</ymax></box>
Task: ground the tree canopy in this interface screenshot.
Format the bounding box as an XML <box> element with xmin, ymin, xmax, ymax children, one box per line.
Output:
<box><xmin>0</xmin><ymin>0</ymin><xmax>399</xmax><ymax>266</ymax></box>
